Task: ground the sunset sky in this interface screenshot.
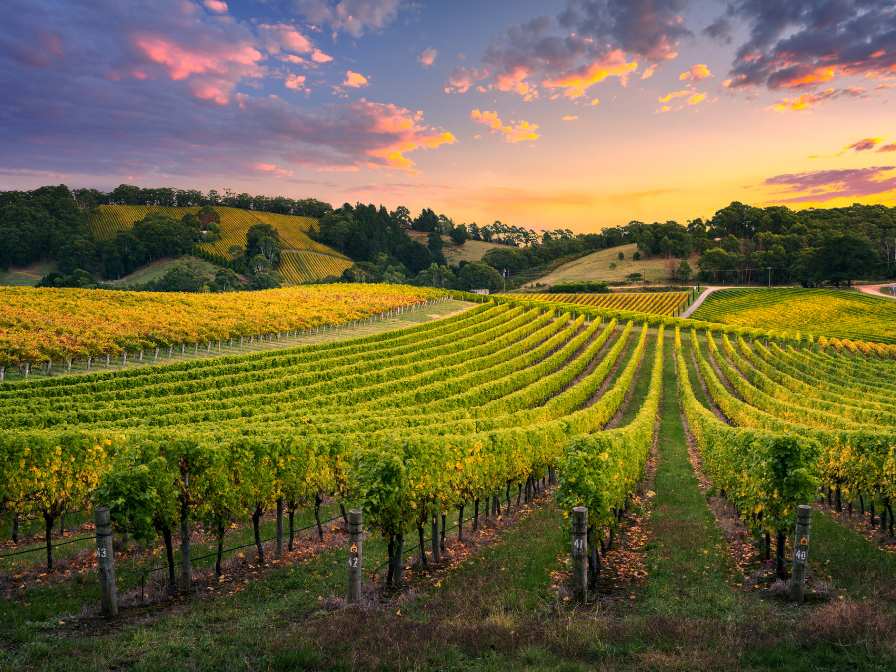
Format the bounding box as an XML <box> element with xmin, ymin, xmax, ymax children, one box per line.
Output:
<box><xmin>1</xmin><ymin>0</ymin><xmax>895</xmax><ymax>231</ymax></box>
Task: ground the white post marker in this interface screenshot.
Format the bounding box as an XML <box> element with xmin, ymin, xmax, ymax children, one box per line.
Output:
<box><xmin>347</xmin><ymin>509</ymin><xmax>363</xmax><ymax>604</ymax></box>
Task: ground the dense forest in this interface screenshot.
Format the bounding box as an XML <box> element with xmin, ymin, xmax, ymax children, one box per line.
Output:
<box><xmin>1</xmin><ymin>185</ymin><xmax>894</xmax><ymax>292</ymax></box>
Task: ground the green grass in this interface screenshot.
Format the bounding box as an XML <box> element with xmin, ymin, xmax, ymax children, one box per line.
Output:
<box><xmin>638</xmin><ymin>334</ymin><xmax>739</xmax><ymax>618</ymax></box>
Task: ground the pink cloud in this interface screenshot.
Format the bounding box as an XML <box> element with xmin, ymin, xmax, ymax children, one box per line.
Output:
<box><xmin>444</xmin><ymin>66</ymin><xmax>488</xmax><ymax>94</ymax></box>
<box><xmin>494</xmin><ymin>65</ymin><xmax>536</xmax><ymax>100</ymax></box>
<box><xmin>344</xmin><ymin>70</ymin><xmax>369</xmax><ymax>88</ymax></box>
<box><xmin>251</xmin><ymin>162</ymin><xmax>294</xmax><ymax>177</ymax></box>
<box><xmin>258</xmin><ymin>23</ymin><xmax>313</xmax><ymax>54</ymax></box>
<box><xmin>879</xmin><ymin>144</ymin><xmax>896</xmax><ymax>153</ymax></box>
<box><xmin>418</xmin><ymin>47</ymin><xmax>437</xmax><ymax>68</ymax></box>
<box><xmin>202</xmin><ymin>0</ymin><xmax>228</xmax><ymax>13</ymax></box>
<box><xmin>131</xmin><ymin>34</ymin><xmax>263</xmax><ymax>104</ymax></box>
<box><xmin>285</xmin><ymin>73</ymin><xmax>308</xmax><ymax>91</ymax></box>
<box><xmin>765</xmin><ymin>166</ymin><xmax>896</xmax><ymax>203</ymax></box>
<box><xmin>470</xmin><ymin>109</ymin><xmax>539</xmax><ymax>143</ymax></box>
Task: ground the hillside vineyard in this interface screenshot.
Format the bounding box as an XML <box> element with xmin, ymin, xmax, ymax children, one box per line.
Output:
<box><xmin>3</xmin><ymin>297</ymin><xmax>895</xmax><ymax>584</ymax></box>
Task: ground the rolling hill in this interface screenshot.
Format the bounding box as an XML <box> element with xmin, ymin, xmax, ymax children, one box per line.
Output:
<box><xmin>89</xmin><ymin>205</ymin><xmax>351</xmax><ymax>283</ymax></box>
<box><xmin>406</xmin><ymin>231</ymin><xmax>507</xmax><ymax>264</ymax></box>
<box><xmin>528</xmin><ymin>243</ymin><xmax>698</xmax><ymax>287</ymax></box>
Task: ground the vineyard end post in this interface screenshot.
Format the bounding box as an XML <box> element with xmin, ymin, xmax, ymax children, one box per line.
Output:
<box><xmin>94</xmin><ymin>506</ymin><xmax>119</xmax><ymax>618</ymax></box>
<box><xmin>347</xmin><ymin>509</ymin><xmax>363</xmax><ymax>604</ymax></box>
<box><xmin>788</xmin><ymin>505</ymin><xmax>812</xmax><ymax>603</ymax></box>
<box><xmin>572</xmin><ymin>506</ymin><xmax>588</xmax><ymax>601</ymax></box>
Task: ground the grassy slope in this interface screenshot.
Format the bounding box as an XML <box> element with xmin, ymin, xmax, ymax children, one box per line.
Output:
<box><xmin>0</xmin><ymin>261</ymin><xmax>57</xmax><ymax>287</ymax></box>
<box><xmin>106</xmin><ymin>256</ymin><xmax>223</xmax><ymax>288</ymax></box>
<box><xmin>530</xmin><ymin>243</ymin><xmax>698</xmax><ymax>287</ymax></box>
<box><xmin>407</xmin><ymin>231</ymin><xmax>508</xmax><ymax>265</ymax></box>
<box><xmin>692</xmin><ymin>287</ymin><xmax>896</xmax><ymax>344</ymax></box>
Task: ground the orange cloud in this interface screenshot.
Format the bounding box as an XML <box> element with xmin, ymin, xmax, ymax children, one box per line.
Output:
<box><xmin>658</xmin><ymin>89</ymin><xmax>690</xmax><ymax>103</ymax></box>
<box><xmin>679</xmin><ymin>64</ymin><xmax>712</xmax><ymax>81</ymax></box>
<box><xmin>542</xmin><ymin>50</ymin><xmax>638</xmax><ymax>99</ymax></box>
<box><xmin>769</xmin><ymin>87</ymin><xmax>864</xmax><ymax>112</ymax></box>
<box><xmin>311</xmin><ymin>49</ymin><xmax>333</xmax><ymax>64</ymax></box>
<box><xmin>561</xmin><ymin>115</ymin><xmax>578</xmax><ymax>121</ymax></box>
<box><xmin>641</xmin><ymin>64</ymin><xmax>658</xmax><ymax>80</ymax></box>
<box><xmin>470</xmin><ymin>109</ymin><xmax>539</xmax><ymax>143</ymax></box>
<box><xmin>776</xmin><ymin>66</ymin><xmax>836</xmax><ymax>88</ymax></box>
<box><xmin>344</xmin><ymin>70</ymin><xmax>369</xmax><ymax>88</ymax></box>
<box><xmin>362</xmin><ymin>101</ymin><xmax>456</xmax><ymax>170</ymax></box>
<box><xmin>687</xmin><ymin>92</ymin><xmax>707</xmax><ymax>106</ymax></box>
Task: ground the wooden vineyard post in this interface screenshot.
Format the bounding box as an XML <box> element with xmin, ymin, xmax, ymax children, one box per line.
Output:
<box><xmin>94</xmin><ymin>507</ymin><xmax>118</xmax><ymax>618</ymax></box>
<box><xmin>347</xmin><ymin>509</ymin><xmax>363</xmax><ymax>604</ymax></box>
<box><xmin>789</xmin><ymin>505</ymin><xmax>812</xmax><ymax>603</ymax></box>
<box><xmin>572</xmin><ymin>507</ymin><xmax>588</xmax><ymax>601</ymax></box>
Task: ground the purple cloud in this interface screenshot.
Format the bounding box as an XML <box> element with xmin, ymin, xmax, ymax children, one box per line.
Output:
<box><xmin>764</xmin><ymin>166</ymin><xmax>896</xmax><ymax>203</ymax></box>
<box><xmin>446</xmin><ymin>0</ymin><xmax>692</xmax><ymax>101</ymax></box>
<box><xmin>847</xmin><ymin>138</ymin><xmax>881</xmax><ymax>152</ymax></box>
<box><xmin>296</xmin><ymin>0</ymin><xmax>409</xmax><ymax>37</ymax></box>
<box><xmin>720</xmin><ymin>1</ymin><xmax>896</xmax><ymax>90</ymax></box>
<box><xmin>0</xmin><ymin>0</ymin><xmax>454</xmax><ymax>180</ymax></box>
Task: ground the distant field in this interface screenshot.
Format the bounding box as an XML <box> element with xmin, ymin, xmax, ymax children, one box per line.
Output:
<box><xmin>529</xmin><ymin>243</ymin><xmax>697</xmax><ymax>286</ymax></box>
<box><xmin>89</xmin><ymin>205</ymin><xmax>350</xmax><ymax>283</ymax></box>
<box><xmin>107</xmin><ymin>256</ymin><xmax>223</xmax><ymax>288</ymax></box>
<box><xmin>0</xmin><ymin>261</ymin><xmax>56</xmax><ymax>287</ymax></box>
<box><xmin>407</xmin><ymin>231</ymin><xmax>506</xmax><ymax>264</ymax></box>
<box><xmin>511</xmin><ymin>290</ymin><xmax>691</xmax><ymax>316</ymax></box>
<box><xmin>692</xmin><ymin>287</ymin><xmax>896</xmax><ymax>343</ymax></box>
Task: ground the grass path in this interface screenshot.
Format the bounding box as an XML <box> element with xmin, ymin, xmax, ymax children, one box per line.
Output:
<box><xmin>637</xmin><ymin>333</ymin><xmax>739</xmax><ymax>618</ymax></box>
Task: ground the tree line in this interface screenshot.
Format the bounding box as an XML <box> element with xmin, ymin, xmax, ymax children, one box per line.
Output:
<box><xmin>2</xmin><ymin>185</ymin><xmax>895</xmax><ymax>292</ymax></box>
